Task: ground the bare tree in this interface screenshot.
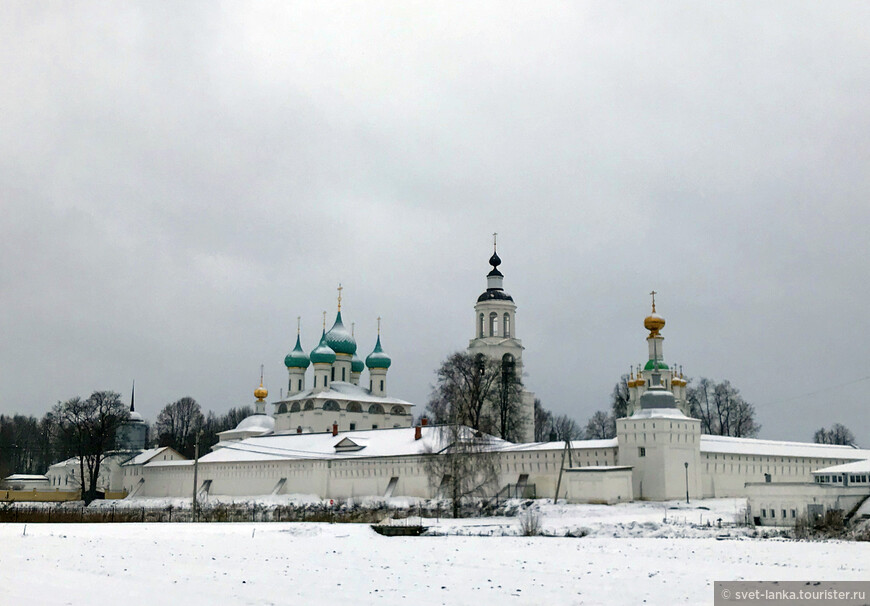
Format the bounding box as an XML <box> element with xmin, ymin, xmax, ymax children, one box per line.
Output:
<box><xmin>155</xmin><ymin>397</ymin><xmax>204</xmax><ymax>458</ymax></box>
<box><xmin>687</xmin><ymin>378</ymin><xmax>760</xmax><ymax>437</ymax></box>
<box><xmin>584</xmin><ymin>410</ymin><xmax>616</xmax><ymax>439</ymax></box>
<box><xmin>610</xmin><ymin>374</ymin><xmax>631</xmax><ymax>419</ymax></box>
<box><xmin>533</xmin><ymin>398</ymin><xmax>553</xmax><ymax>442</ymax></box>
<box><xmin>423</xmin><ymin>423</ymin><xmax>501</xmax><ymax>518</ymax></box>
<box><xmin>492</xmin><ymin>354</ymin><xmax>526</xmax><ymax>442</ymax></box>
<box><xmin>550</xmin><ymin>414</ymin><xmax>584</xmax><ymax>441</ymax></box>
<box><xmin>52</xmin><ymin>391</ymin><xmax>128</xmax><ymax>504</ymax></box>
<box><xmin>814</xmin><ymin>423</ymin><xmax>856</xmax><ymax>446</ymax></box>
<box><xmin>426</xmin><ymin>352</ymin><xmax>502</xmax><ymax>434</ymax></box>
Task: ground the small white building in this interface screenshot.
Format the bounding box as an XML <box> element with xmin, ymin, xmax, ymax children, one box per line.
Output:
<box><xmin>1</xmin><ymin>474</ymin><xmax>50</xmax><ymax>491</ymax></box>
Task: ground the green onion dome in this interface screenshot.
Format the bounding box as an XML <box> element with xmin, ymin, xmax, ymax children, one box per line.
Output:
<box><xmin>365</xmin><ymin>335</ymin><xmax>392</xmax><ymax>369</ymax></box>
<box><xmin>351</xmin><ymin>354</ymin><xmax>365</xmax><ymax>373</ymax></box>
<box><xmin>284</xmin><ymin>334</ymin><xmax>310</xmax><ymax>369</ymax></box>
<box><xmin>644</xmin><ymin>359</ymin><xmax>669</xmax><ymax>371</ymax></box>
<box><xmin>325</xmin><ymin>311</ymin><xmax>357</xmax><ymax>355</ymax></box>
<box><xmin>310</xmin><ymin>330</ymin><xmax>336</xmax><ymax>365</ymax></box>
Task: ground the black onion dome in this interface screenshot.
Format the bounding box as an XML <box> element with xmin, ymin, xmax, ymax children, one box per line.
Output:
<box><xmin>477</xmin><ymin>290</ymin><xmax>514</xmax><ymax>302</ymax></box>
<box><xmin>489</xmin><ymin>251</ymin><xmax>501</xmax><ymax>268</ymax></box>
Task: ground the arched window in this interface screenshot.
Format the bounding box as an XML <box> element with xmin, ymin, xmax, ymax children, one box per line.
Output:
<box><xmin>489</xmin><ymin>312</ymin><xmax>498</xmax><ymax>336</ymax></box>
<box><xmin>276</xmin><ymin>403</ymin><xmax>288</xmax><ymax>414</ymax></box>
<box><xmin>368</xmin><ymin>403</ymin><xmax>385</xmax><ymax>415</ymax></box>
<box><xmin>323</xmin><ymin>400</ymin><xmax>340</xmax><ymax>412</ymax></box>
<box><xmin>390</xmin><ymin>405</ymin><xmax>406</xmax><ymax>415</ymax></box>
<box><xmin>331</xmin><ymin>367</ymin><xmax>335</xmax><ymax>380</ymax></box>
<box><xmin>290</xmin><ymin>402</ymin><xmax>301</xmax><ymax>413</ymax></box>
<box><xmin>346</xmin><ymin>401</ymin><xmax>362</xmax><ymax>413</ymax></box>
<box><xmin>304</xmin><ymin>400</ymin><xmax>315</xmax><ymax>411</ymax></box>
<box><xmin>479</xmin><ymin>313</ymin><xmax>485</xmax><ymax>337</ymax></box>
<box><xmin>503</xmin><ymin>313</ymin><xmax>511</xmax><ymax>337</ymax></box>
<box><xmin>298</xmin><ymin>379</ymin><xmax>303</xmax><ymax>391</ymax></box>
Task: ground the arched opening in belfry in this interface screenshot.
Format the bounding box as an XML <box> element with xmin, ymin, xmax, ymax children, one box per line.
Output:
<box><xmin>503</xmin><ymin>313</ymin><xmax>511</xmax><ymax>337</ymax></box>
<box><xmin>490</xmin><ymin>312</ymin><xmax>498</xmax><ymax>336</ymax></box>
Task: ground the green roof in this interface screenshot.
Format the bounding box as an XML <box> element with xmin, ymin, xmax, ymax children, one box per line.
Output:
<box><xmin>325</xmin><ymin>311</ymin><xmax>357</xmax><ymax>355</ymax></box>
<box><xmin>310</xmin><ymin>330</ymin><xmax>337</xmax><ymax>365</ymax></box>
<box><xmin>365</xmin><ymin>335</ymin><xmax>392</xmax><ymax>369</ymax></box>
<box><xmin>284</xmin><ymin>334</ymin><xmax>310</xmax><ymax>368</ymax></box>
<box><xmin>644</xmin><ymin>359</ymin><xmax>669</xmax><ymax>371</ymax></box>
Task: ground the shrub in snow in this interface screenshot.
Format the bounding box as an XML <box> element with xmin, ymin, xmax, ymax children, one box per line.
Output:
<box><xmin>519</xmin><ymin>509</ymin><xmax>542</xmax><ymax>536</ymax></box>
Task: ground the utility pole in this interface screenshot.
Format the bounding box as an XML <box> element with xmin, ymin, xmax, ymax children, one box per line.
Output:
<box><xmin>684</xmin><ymin>461</ymin><xmax>689</xmax><ymax>504</ymax></box>
<box><xmin>192</xmin><ymin>434</ymin><xmax>200</xmax><ymax>522</ymax></box>
<box><xmin>553</xmin><ymin>438</ymin><xmax>575</xmax><ymax>504</ymax></box>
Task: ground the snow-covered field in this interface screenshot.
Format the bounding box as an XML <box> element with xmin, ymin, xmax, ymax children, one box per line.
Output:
<box><xmin>2</xmin><ymin>499</ymin><xmax>867</xmax><ymax>605</ymax></box>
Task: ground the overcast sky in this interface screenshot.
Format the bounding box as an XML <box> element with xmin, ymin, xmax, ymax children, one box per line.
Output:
<box><xmin>1</xmin><ymin>2</ymin><xmax>868</xmax><ymax>446</ymax></box>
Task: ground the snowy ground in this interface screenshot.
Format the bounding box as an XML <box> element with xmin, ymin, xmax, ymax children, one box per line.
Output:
<box><xmin>2</xmin><ymin>500</ymin><xmax>867</xmax><ymax>605</ymax></box>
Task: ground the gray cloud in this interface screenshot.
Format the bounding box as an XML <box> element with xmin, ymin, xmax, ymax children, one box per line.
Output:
<box><xmin>1</xmin><ymin>2</ymin><xmax>868</xmax><ymax>445</ymax></box>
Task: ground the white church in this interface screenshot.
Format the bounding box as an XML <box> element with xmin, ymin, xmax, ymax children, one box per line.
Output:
<box><xmin>25</xmin><ymin>242</ymin><xmax>869</xmax><ymax>526</ymax></box>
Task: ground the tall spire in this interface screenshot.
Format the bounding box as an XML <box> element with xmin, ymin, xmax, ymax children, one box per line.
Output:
<box><xmin>130</xmin><ymin>380</ymin><xmax>135</xmax><ymax>413</ymax></box>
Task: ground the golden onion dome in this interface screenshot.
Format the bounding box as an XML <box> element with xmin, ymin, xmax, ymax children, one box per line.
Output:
<box><xmin>644</xmin><ymin>312</ymin><xmax>665</xmax><ymax>336</ymax></box>
<box><xmin>254</xmin><ymin>384</ymin><xmax>268</xmax><ymax>401</ymax></box>
<box><xmin>644</xmin><ymin>291</ymin><xmax>665</xmax><ymax>337</ymax></box>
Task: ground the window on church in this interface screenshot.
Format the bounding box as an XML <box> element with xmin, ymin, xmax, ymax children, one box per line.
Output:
<box><xmin>346</xmin><ymin>401</ymin><xmax>362</xmax><ymax>413</ymax></box>
<box><xmin>342</xmin><ymin>367</ymin><xmax>346</xmax><ymax>381</ymax></box>
<box><xmin>504</xmin><ymin>313</ymin><xmax>510</xmax><ymax>337</ymax></box>
<box><xmin>304</xmin><ymin>400</ymin><xmax>315</xmax><ymax>411</ymax></box>
<box><xmin>390</xmin><ymin>405</ymin><xmax>405</xmax><ymax>415</ymax></box>
<box><xmin>313</xmin><ymin>376</ymin><xmax>317</xmax><ymax>388</ymax></box>
<box><xmin>638</xmin><ymin>447</ymin><xmax>646</xmax><ymax>457</ymax></box>
<box><xmin>290</xmin><ymin>402</ymin><xmax>300</xmax><ymax>412</ymax></box>
<box><xmin>277</xmin><ymin>403</ymin><xmax>287</xmax><ymax>414</ymax></box>
<box><xmin>298</xmin><ymin>379</ymin><xmax>302</xmax><ymax>391</ymax></box>
<box><xmin>490</xmin><ymin>312</ymin><xmax>498</xmax><ymax>336</ymax></box>
<box><xmin>368</xmin><ymin>404</ymin><xmax>385</xmax><ymax>414</ymax></box>
<box><xmin>331</xmin><ymin>367</ymin><xmax>335</xmax><ymax>381</ymax></box>
<box><xmin>380</xmin><ymin>380</ymin><xmax>384</xmax><ymax>392</ymax></box>
<box><xmin>479</xmin><ymin>313</ymin><xmax>484</xmax><ymax>338</ymax></box>
<box><xmin>350</xmin><ymin>423</ymin><xmax>356</xmax><ymax>430</ymax></box>
<box><xmin>323</xmin><ymin>400</ymin><xmax>340</xmax><ymax>412</ymax></box>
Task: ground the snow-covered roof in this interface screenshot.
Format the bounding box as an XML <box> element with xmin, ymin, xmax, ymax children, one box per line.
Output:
<box><xmin>276</xmin><ymin>381</ymin><xmax>414</xmax><ymax>406</ymax></box>
<box><xmin>630</xmin><ymin>408</ymin><xmax>690</xmax><ymax>420</ymax></box>
<box><xmin>700</xmin><ymin>435</ymin><xmax>870</xmax><ymax>460</ymax></box>
<box><xmin>812</xmin><ymin>458</ymin><xmax>870</xmax><ymax>475</ymax></box>
<box><xmin>149</xmin><ymin>426</ymin><xmax>507</xmax><ymax>465</ymax></box>
<box><xmin>234</xmin><ymin>414</ymin><xmax>275</xmax><ymax>432</ymax></box>
<box><xmin>3</xmin><ymin>474</ymin><xmax>49</xmax><ymax>482</ymax></box>
<box><xmin>122</xmin><ymin>447</ymin><xmax>183</xmax><ymax>467</ymax></box>
<box><xmin>501</xmin><ymin>438</ymin><xmax>618</xmax><ymax>452</ymax></box>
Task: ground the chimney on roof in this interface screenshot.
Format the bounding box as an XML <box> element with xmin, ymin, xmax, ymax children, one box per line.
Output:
<box><xmin>421</xmin><ymin>416</ymin><xmax>428</xmax><ymax>427</ymax></box>
<box><xmin>332</xmin><ymin>422</ymin><xmax>338</xmax><ymax>436</ymax></box>
<box><xmin>415</xmin><ymin>424</ymin><xmax>422</xmax><ymax>441</ymax></box>
<box><xmin>297</xmin><ymin>426</ymin><xmax>302</xmax><ymax>434</ymax></box>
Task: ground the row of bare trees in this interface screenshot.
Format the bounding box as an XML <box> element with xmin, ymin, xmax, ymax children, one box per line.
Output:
<box><xmin>1</xmin><ymin>392</ymin><xmax>255</xmax><ymax>503</ymax></box>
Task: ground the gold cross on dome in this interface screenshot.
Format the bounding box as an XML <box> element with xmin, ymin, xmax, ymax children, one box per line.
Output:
<box><xmin>493</xmin><ymin>232</ymin><xmax>498</xmax><ymax>251</ymax></box>
<box><xmin>650</xmin><ymin>290</ymin><xmax>657</xmax><ymax>313</ymax></box>
<box><xmin>337</xmin><ymin>283</ymin><xmax>343</xmax><ymax>311</ymax></box>
<box><xmin>377</xmin><ymin>316</ymin><xmax>381</xmax><ymax>335</ymax></box>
